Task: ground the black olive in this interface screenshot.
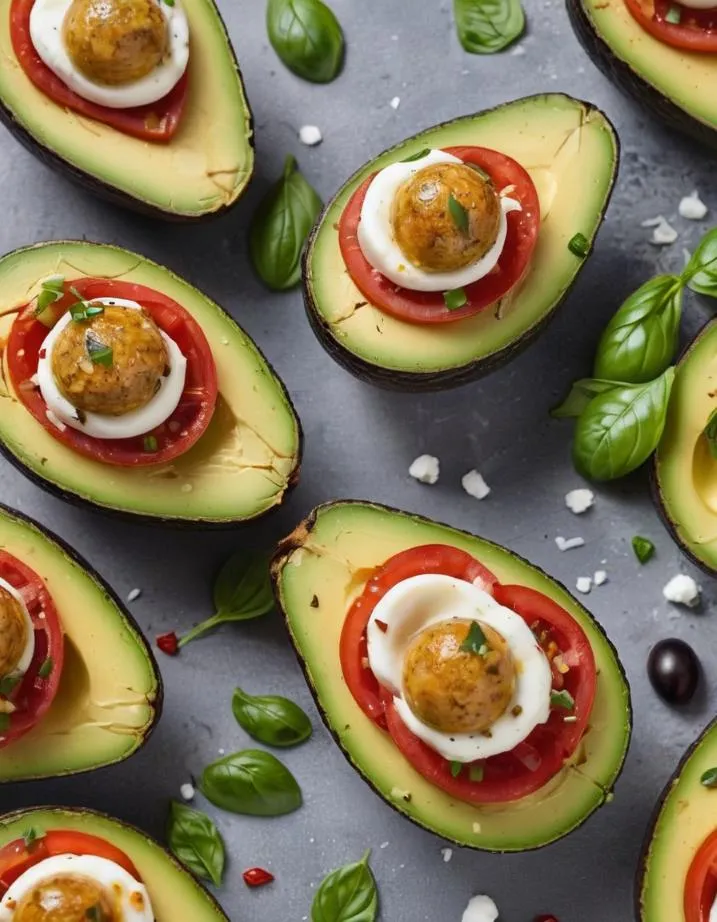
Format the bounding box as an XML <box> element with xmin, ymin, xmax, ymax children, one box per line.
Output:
<box><xmin>647</xmin><ymin>638</ymin><xmax>700</xmax><ymax>705</ymax></box>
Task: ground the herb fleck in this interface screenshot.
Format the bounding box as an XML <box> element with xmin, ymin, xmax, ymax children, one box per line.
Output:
<box><xmin>400</xmin><ymin>148</ymin><xmax>431</xmax><ymax>163</ymax></box>
<box><xmin>568</xmin><ymin>232</ymin><xmax>590</xmax><ymax>258</ymax></box>
<box><xmin>551</xmin><ymin>689</ymin><xmax>575</xmax><ymax>711</ymax></box>
<box><xmin>38</xmin><ymin>657</ymin><xmax>53</xmax><ymax>679</ymax></box>
<box><xmin>460</xmin><ymin>621</ymin><xmax>489</xmax><ymax>656</ymax></box>
<box><xmin>448</xmin><ymin>194</ymin><xmax>469</xmax><ymax>234</ymax></box>
<box><xmin>701</xmin><ymin>767</ymin><xmax>717</xmax><ymax>788</ymax></box>
<box><xmin>444</xmin><ymin>288</ymin><xmax>468</xmax><ymax>311</ymax></box>
<box><xmin>632</xmin><ymin>536</ymin><xmax>655</xmax><ymax>564</ymax></box>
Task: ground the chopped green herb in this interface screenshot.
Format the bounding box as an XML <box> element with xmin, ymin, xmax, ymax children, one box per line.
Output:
<box><xmin>450</xmin><ymin>760</ymin><xmax>462</xmax><ymax>778</ymax></box>
<box><xmin>704</xmin><ymin>408</ymin><xmax>717</xmax><ymax>458</ymax></box>
<box><xmin>550</xmin><ymin>689</ymin><xmax>575</xmax><ymax>711</ymax></box>
<box><xmin>460</xmin><ymin>621</ymin><xmax>490</xmax><ymax>656</ymax></box>
<box><xmin>701</xmin><ymin>767</ymin><xmax>717</xmax><ymax>788</ymax></box>
<box><xmin>568</xmin><ymin>232</ymin><xmax>590</xmax><ymax>258</ymax></box>
<box><xmin>632</xmin><ymin>536</ymin><xmax>655</xmax><ymax>564</ymax></box>
<box><xmin>71</xmin><ymin>302</ymin><xmax>105</xmax><ymax>322</ymax></box>
<box><xmin>448</xmin><ymin>194</ymin><xmax>469</xmax><ymax>234</ymax></box>
<box><xmin>143</xmin><ymin>435</ymin><xmax>159</xmax><ymax>453</ymax></box>
<box><xmin>665</xmin><ymin>4</ymin><xmax>681</xmax><ymax>22</ymax></box>
<box><xmin>0</xmin><ymin>675</ymin><xmax>21</xmax><ymax>697</ymax></box>
<box><xmin>469</xmin><ymin>763</ymin><xmax>484</xmax><ymax>783</ymax></box>
<box><xmin>37</xmin><ymin>657</ymin><xmax>53</xmax><ymax>680</ymax></box>
<box><xmin>23</xmin><ymin>827</ymin><xmax>44</xmax><ymax>849</ymax></box>
<box><xmin>400</xmin><ymin>148</ymin><xmax>431</xmax><ymax>163</ymax></box>
<box><xmin>86</xmin><ymin>305</ymin><xmax>104</xmax><ymax>318</ymax></box>
<box><xmin>0</xmin><ymin>714</ymin><xmax>9</xmax><ymax>732</ymax></box>
<box><xmin>86</xmin><ymin>333</ymin><xmax>113</xmax><ymax>368</ymax></box>
<box><xmin>444</xmin><ymin>288</ymin><xmax>468</xmax><ymax>311</ymax></box>
<box><xmin>35</xmin><ymin>275</ymin><xmax>65</xmax><ymax>315</ymax></box>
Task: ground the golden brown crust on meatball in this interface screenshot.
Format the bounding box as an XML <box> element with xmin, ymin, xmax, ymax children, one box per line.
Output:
<box><xmin>0</xmin><ymin>587</ymin><xmax>27</xmax><ymax>677</ymax></box>
<box><xmin>14</xmin><ymin>874</ymin><xmax>117</xmax><ymax>921</ymax></box>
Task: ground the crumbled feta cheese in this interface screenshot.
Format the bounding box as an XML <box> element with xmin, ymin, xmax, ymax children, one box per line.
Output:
<box><xmin>299</xmin><ymin>125</ymin><xmax>322</xmax><ymax>147</ymax></box>
<box><xmin>679</xmin><ymin>190</ymin><xmax>708</xmax><ymax>221</ymax></box>
<box><xmin>576</xmin><ymin>576</ymin><xmax>592</xmax><ymax>594</ymax></box>
<box><xmin>390</xmin><ymin>96</ymin><xmax>401</xmax><ymax>110</ymax></box>
<box><xmin>565</xmin><ymin>488</ymin><xmax>594</xmax><ymax>514</ymax></box>
<box><xmin>641</xmin><ymin>215</ymin><xmax>678</xmax><ymax>245</ymax></box>
<box><xmin>127</xmin><ymin>588</ymin><xmax>142</xmax><ymax>603</ymax></box>
<box><xmin>461</xmin><ymin>470</ymin><xmax>491</xmax><ymax>500</ymax></box>
<box><xmin>511</xmin><ymin>44</ymin><xmax>526</xmax><ymax>55</ymax></box>
<box><xmin>663</xmin><ymin>574</ymin><xmax>700</xmax><ymax>607</ymax></box>
<box><xmin>45</xmin><ymin>409</ymin><xmax>67</xmax><ymax>432</ymax></box>
<box><xmin>461</xmin><ymin>895</ymin><xmax>499</xmax><ymax>922</ymax></box>
<box><xmin>555</xmin><ymin>536</ymin><xmax>585</xmax><ymax>552</ymax></box>
<box><xmin>379</xmin><ymin>841</ymin><xmax>389</xmax><ymax>849</ymax></box>
<box><xmin>180</xmin><ymin>782</ymin><xmax>195</xmax><ymax>801</ymax></box>
<box><xmin>594</xmin><ymin>570</ymin><xmax>608</xmax><ymax>586</ymax></box>
<box><xmin>409</xmin><ymin>454</ymin><xmax>440</xmax><ymax>484</ymax></box>
<box><xmin>441</xmin><ymin>847</ymin><xmax>453</xmax><ymax>863</ymax></box>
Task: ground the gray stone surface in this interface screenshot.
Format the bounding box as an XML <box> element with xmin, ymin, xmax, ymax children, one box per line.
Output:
<box><xmin>0</xmin><ymin>0</ymin><xmax>715</xmax><ymax>919</ymax></box>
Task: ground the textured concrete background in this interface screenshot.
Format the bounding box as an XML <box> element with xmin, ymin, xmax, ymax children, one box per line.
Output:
<box><xmin>0</xmin><ymin>1</ymin><xmax>715</xmax><ymax>919</ymax></box>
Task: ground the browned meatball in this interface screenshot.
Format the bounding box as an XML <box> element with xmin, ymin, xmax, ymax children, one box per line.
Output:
<box><xmin>402</xmin><ymin>621</ymin><xmax>516</xmax><ymax>734</ymax></box>
<box><xmin>63</xmin><ymin>0</ymin><xmax>168</xmax><ymax>86</ymax></box>
<box><xmin>14</xmin><ymin>874</ymin><xmax>117</xmax><ymax>921</ymax></box>
<box><xmin>392</xmin><ymin>162</ymin><xmax>501</xmax><ymax>273</ymax></box>
<box><xmin>52</xmin><ymin>306</ymin><xmax>169</xmax><ymax>416</ymax></box>
<box><xmin>0</xmin><ymin>587</ymin><xmax>28</xmax><ymax>677</ymax></box>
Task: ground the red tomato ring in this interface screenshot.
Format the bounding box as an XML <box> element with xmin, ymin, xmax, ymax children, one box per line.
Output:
<box><xmin>337</xmin><ymin>146</ymin><xmax>541</xmax><ymax>325</ymax></box>
<box><xmin>685</xmin><ymin>828</ymin><xmax>717</xmax><ymax>922</ymax></box>
<box><xmin>9</xmin><ymin>0</ymin><xmax>188</xmax><ymax>142</ymax></box>
<box><xmin>6</xmin><ymin>278</ymin><xmax>218</xmax><ymax>468</ymax></box>
<box><xmin>0</xmin><ymin>551</ymin><xmax>64</xmax><ymax>749</ymax></box>
<box><xmin>624</xmin><ymin>0</ymin><xmax>717</xmax><ymax>51</ymax></box>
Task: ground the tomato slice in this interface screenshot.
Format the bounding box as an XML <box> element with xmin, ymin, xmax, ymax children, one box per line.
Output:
<box><xmin>6</xmin><ymin>278</ymin><xmax>218</xmax><ymax>468</ymax></box>
<box><xmin>685</xmin><ymin>829</ymin><xmax>717</xmax><ymax>922</ymax></box>
<box><xmin>0</xmin><ymin>551</ymin><xmax>64</xmax><ymax>748</ymax></box>
<box><xmin>340</xmin><ymin>546</ymin><xmax>598</xmax><ymax>804</ymax></box>
<box><xmin>9</xmin><ymin>0</ymin><xmax>188</xmax><ymax>142</ymax></box>
<box><xmin>0</xmin><ymin>830</ymin><xmax>140</xmax><ymax>894</ymax></box>
<box><xmin>624</xmin><ymin>0</ymin><xmax>717</xmax><ymax>51</ymax></box>
<box><xmin>337</xmin><ymin>146</ymin><xmax>540</xmax><ymax>325</ymax></box>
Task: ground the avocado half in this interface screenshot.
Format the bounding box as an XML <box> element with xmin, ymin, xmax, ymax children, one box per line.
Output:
<box><xmin>0</xmin><ymin>502</ymin><xmax>161</xmax><ymax>783</ymax></box>
<box><xmin>0</xmin><ymin>0</ymin><xmax>254</xmax><ymax>219</ymax></box>
<box><xmin>567</xmin><ymin>0</ymin><xmax>717</xmax><ymax>150</ymax></box>
<box><xmin>303</xmin><ymin>94</ymin><xmax>619</xmax><ymax>391</ymax></box>
<box><xmin>272</xmin><ymin>500</ymin><xmax>632</xmax><ymax>851</ymax></box>
<box><xmin>0</xmin><ymin>241</ymin><xmax>302</xmax><ymax>526</ymax></box>
<box><xmin>653</xmin><ymin>320</ymin><xmax>717</xmax><ymax>574</ymax></box>
<box><xmin>0</xmin><ymin>806</ymin><xmax>228</xmax><ymax>919</ymax></box>
<box><xmin>637</xmin><ymin>719</ymin><xmax>717</xmax><ymax>922</ymax></box>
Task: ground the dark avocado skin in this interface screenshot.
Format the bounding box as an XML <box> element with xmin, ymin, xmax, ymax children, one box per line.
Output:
<box><xmin>271</xmin><ymin>499</ymin><xmax>633</xmax><ymax>852</ymax></box>
<box><xmin>0</xmin><ymin>501</ymin><xmax>163</xmax><ymax>783</ymax></box>
<box><xmin>566</xmin><ymin>0</ymin><xmax>717</xmax><ymax>152</ymax></box>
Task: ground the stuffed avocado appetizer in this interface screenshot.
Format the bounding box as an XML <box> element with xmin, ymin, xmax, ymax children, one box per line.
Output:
<box><xmin>303</xmin><ymin>94</ymin><xmax>618</xmax><ymax>391</ymax></box>
<box><xmin>0</xmin><ymin>0</ymin><xmax>253</xmax><ymax>218</ymax></box>
<box><xmin>272</xmin><ymin>501</ymin><xmax>631</xmax><ymax>851</ymax></box>
<box><xmin>568</xmin><ymin>0</ymin><xmax>717</xmax><ymax>149</ymax></box>
<box><xmin>0</xmin><ymin>502</ymin><xmax>160</xmax><ymax>783</ymax></box>
<box><xmin>0</xmin><ymin>240</ymin><xmax>301</xmax><ymax>525</ymax></box>
<box><xmin>0</xmin><ymin>806</ymin><xmax>228</xmax><ymax>919</ymax></box>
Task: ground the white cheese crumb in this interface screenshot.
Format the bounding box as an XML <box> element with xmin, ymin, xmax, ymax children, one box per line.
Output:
<box><xmin>511</xmin><ymin>44</ymin><xmax>526</xmax><ymax>55</ymax></box>
<box><xmin>565</xmin><ymin>488</ymin><xmax>594</xmax><ymax>514</ymax></box>
<box><xmin>679</xmin><ymin>190</ymin><xmax>708</xmax><ymax>221</ymax></box>
<box><xmin>126</xmin><ymin>588</ymin><xmax>141</xmax><ymax>603</ymax></box>
<box><xmin>555</xmin><ymin>536</ymin><xmax>585</xmax><ymax>552</ymax></box>
<box><xmin>391</xmin><ymin>33</ymin><xmax>399</xmax><ymax>40</ymax></box>
<box><xmin>218</xmin><ymin>748</ymin><xmax>225</xmax><ymax>755</ymax></box>
<box><xmin>379</xmin><ymin>841</ymin><xmax>389</xmax><ymax>849</ymax></box>
<box><xmin>594</xmin><ymin>570</ymin><xmax>608</xmax><ymax>587</ymax></box>
<box><xmin>390</xmin><ymin>96</ymin><xmax>401</xmax><ymax>110</ymax></box>
<box><xmin>409</xmin><ymin>454</ymin><xmax>440</xmax><ymax>484</ymax></box>
<box><xmin>641</xmin><ymin>215</ymin><xmax>678</xmax><ymax>245</ymax></box>
<box><xmin>45</xmin><ymin>409</ymin><xmax>67</xmax><ymax>432</ymax></box>
<box><xmin>441</xmin><ymin>847</ymin><xmax>453</xmax><ymax>863</ymax></box>
<box><xmin>180</xmin><ymin>782</ymin><xmax>195</xmax><ymax>801</ymax></box>
<box><xmin>663</xmin><ymin>574</ymin><xmax>701</xmax><ymax>607</ymax></box>
<box><xmin>461</xmin><ymin>895</ymin><xmax>499</xmax><ymax>922</ymax></box>
<box><xmin>576</xmin><ymin>576</ymin><xmax>592</xmax><ymax>594</ymax></box>
<box><xmin>461</xmin><ymin>470</ymin><xmax>491</xmax><ymax>500</ymax></box>
<box><xmin>299</xmin><ymin>125</ymin><xmax>323</xmax><ymax>147</ymax></box>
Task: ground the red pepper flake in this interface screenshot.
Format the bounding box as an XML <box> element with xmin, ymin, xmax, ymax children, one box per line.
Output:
<box><xmin>156</xmin><ymin>631</ymin><xmax>179</xmax><ymax>656</ymax></box>
<box><xmin>39</xmin><ymin>349</ymin><xmax>46</xmax><ymax>359</ymax></box>
<box><xmin>375</xmin><ymin>619</ymin><xmax>389</xmax><ymax>633</ymax></box>
<box><xmin>534</xmin><ymin>916</ymin><xmax>559</xmax><ymax>922</ymax></box>
<box><xmin>243</xmin><ymin>867</ymin><xmax>274</xmax><ymax>888</ymax></box>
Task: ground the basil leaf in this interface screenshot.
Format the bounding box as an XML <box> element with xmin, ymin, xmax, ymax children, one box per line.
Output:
<box><xmin>200</xmin><ymin>750</ymin><xmax>302</xmax><ymax>817</ymax></box>
<box><xmin>400</xmin><ymin>148</ymin><xmax>431</xmax><ymax>163</ymax></box>
<box><xmin>550</xmin><ymin>378</ymin><xmax>621</xmax><ymax>419</ymax></box>
<box><xmin>166</xmin><ymin>802</ymin><xmax>225</xmax><ymax>886</ymax></box>
<box><xmin>249</xmin><ymin>155</ymin><xmax>322</xmax><ymax>291</ymax></box>
<box><xmin>448</xmin><ymin>194</ymin><xmax>469</xmax><ymax>234</ymax></box>
<box><xmin>311</xmin><ymin>851</ymin><xmax>378</xmax><ymax>922</ymax></box>
<box><xmin>701</xmin><ymin>768</ymin><xmax>717</xmax><ymax>788</ymax></box>
<box><xmin>232</xmin><ymin>686</ymin><xmax>312</xmax><ymax>748</ymax></box>
<box><xmin>550</xmin><ymin>689</ymin><xmax>575</xmax><ymax>710</ymax></box>
<box><xmin>704</xmin><ymin>408</ymin><xmax>717</xmax><ymax>457</ymax></box>
<box><xmin>686</xmin><ymin>228</ymin><xmax>717</xmax><ymax>297</ymax></box>
<box><xmin>267</xmin><ymin>0</ymin><xmax>345</xmax><ymax>83</ymax></box>
<box><xmin>572</xmin><ymin>368</ymin><xmax>675</xmax><ymax>481</ymax></box>
<box><xmin>632</xmin><ymin>536</ymin><xmax>655</xmax><ymax>564</ymax></box>
<box><xmin>459</xmin><ymin>621</ymin><xmax>489</xmax><ymax>655</ymax></box>
<box><xmin>593</xmin><ymin>276</ymin><xmax>683</xmax><ymax>384</ymax></box>
<box><xmin>453</xmin><ymin>0</ymin><xmax>525</xmax><ymax>54</ymax></box>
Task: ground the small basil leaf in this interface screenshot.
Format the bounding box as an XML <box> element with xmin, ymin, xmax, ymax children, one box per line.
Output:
<box><xmin>448</xmin><ymin>194</ymin><xmax>469</xmax><ymax>234</ymax></box>
<box><xmin>593</xmin><ymin>276</ymin><xmax>683</xmax><ymax>384</ymax></box>
<box><xmin>572</xmin><ymin>368</ymin><xmax>675</xmax><ymax>481</ymax></box>
<box><xmin>701</xmin><ymin>767</ymin><xmax>717</xmax><ymax>788</ymax></box>
<box><xmin>166</xmin><ymin>802</ymin><xmax>225</xmax><ymax>886</ymax></box>
<box><xmin>311</xmin><ymin>851</ymin><xmax>378</xmax><ymax>922</ymax></box>
<box><xmin>249</xmin><ymin>155</ymin><xmax>323</xmax><ymax>291</ymax></box>
<box><xmin>550</xmin><ymin>378</ymin><xmax>621</xmax><ymax>419</ymax></box>
<box><xmin>267</xmin><ymin>0</ymin><xmax>345</xmax><ymax>83</ymax></box>
<box><xmin>232</xmin><ymin>686</ymin><xmax>312</xmax><ymax>748</ymax></box>
<box><xmin>453</xmin><ymin>0</ymin><xmax>525</xmax><ymax>54</ymax></box>
<box><xmin>459</xmin><ymin>622</ymin><xmax>489</xmax><ymax>655</ymax></box>
<box><xmin>685</xmin><ymin>228</ymin><xmax>717</xmax><ymax>297</ymax></box>
<box><xmin>632</xmin><ymin>535</ymin><xmax>655</xmax><ymax>564</ymax></box>
<box><xmin>200</xmin><ymin>750</ymin><xmax>302</xmax><ymax>817</ymax></box>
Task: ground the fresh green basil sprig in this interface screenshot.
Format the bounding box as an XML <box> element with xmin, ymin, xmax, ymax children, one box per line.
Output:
<box><xmin>453</xmin><ymin>0</ymin><xmax>525</xmax><ymax>54</ymax></box>
<box><xmin>200</xmin><ymin>749</ymin><xmax>302</xmax><ymax>817</ymax></box>
<box><xmin>685</xmin><ymin>228</ymin><xmax>717</xmax><ymax>297</ymax></box>
<box><xmin>267</xmin><ymin>0</ymin><xmax>345</xmax><ymax>83</ymax></box>
<box><xmin>311</xmin><ymin>851</ymin><xmax>378</xmax><ymax>922</ymax></box>
<box><xmin>249</xmin><ymin>155</ymin><xmax>322</xmax><ymax>291</ymax></box>
<box><xmin>166</xmin><ymin>802</ymin><xmax>225</xmax><ymax>886</ymax></box>
<box><xmin>232</xmin><ymin>686</ymin><xmax>312</xmax><ymax>748</ymax></box>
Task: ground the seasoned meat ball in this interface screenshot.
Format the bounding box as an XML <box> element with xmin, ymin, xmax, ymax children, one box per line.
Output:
<box><xmin>63</xmin><ymin>0</ymin><xmax>168</xmax><ymax>86</ymax></box>
<box><xmin>402</xmin><ymin>621</ymin><xmax>516</xmax><ymax>734</ymax></box>
<box><xmin>392</xmin><ymin>162</ymin><xmax>501</xmax><ymax>272</ymax></box>
<box><xmin>0</xmin><ymin>587</ymin><xmax>27</xmax><ymax>677</ymax></box>
<box><xmin>13</xmin><ymin>874</ymin><xmax>116</xmax><ymax>922</ymax></box>
<box><xmin>52</xmin><ymin>305</ymin><xmax>169</xmax><ymax>416</ymax></box>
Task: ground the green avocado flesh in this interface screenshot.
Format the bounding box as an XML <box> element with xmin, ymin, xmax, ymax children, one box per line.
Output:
<box><xmin>654</xmin><ymin>320</ymin><xmax>717</xmax><ymax>573</ymax></box>
<box><xmin>273</xmin><ymin>501</ymin><xmax>631</xmax><ymax>851</ymax></box>
<box><xmin>0</xmin><ymin>808</ymin><xmax>227</xmax><ymax>919</ymax></box>
<box><xmin>0</xmin><ymin>504</ymin><xmax>159</xmax><ymax>782</ymax></box>
<box><xmin>0</xmin><ymin>0</ymin><xmax>253</xmax><ymax>218</ymax></box>
<box><xmin>0</xmin><ymin>241</ymin><xmax>301</xmax><ymax>524</ymax></box>
<box><xmin>305</xmin><ymin>94</ymin><xmax>617</xmax><ymax>385</ymax></box>
<box><xmin>639</xmin><ymin>721</ymin><xmax>717</xmax><ymax>922</ymax></box>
